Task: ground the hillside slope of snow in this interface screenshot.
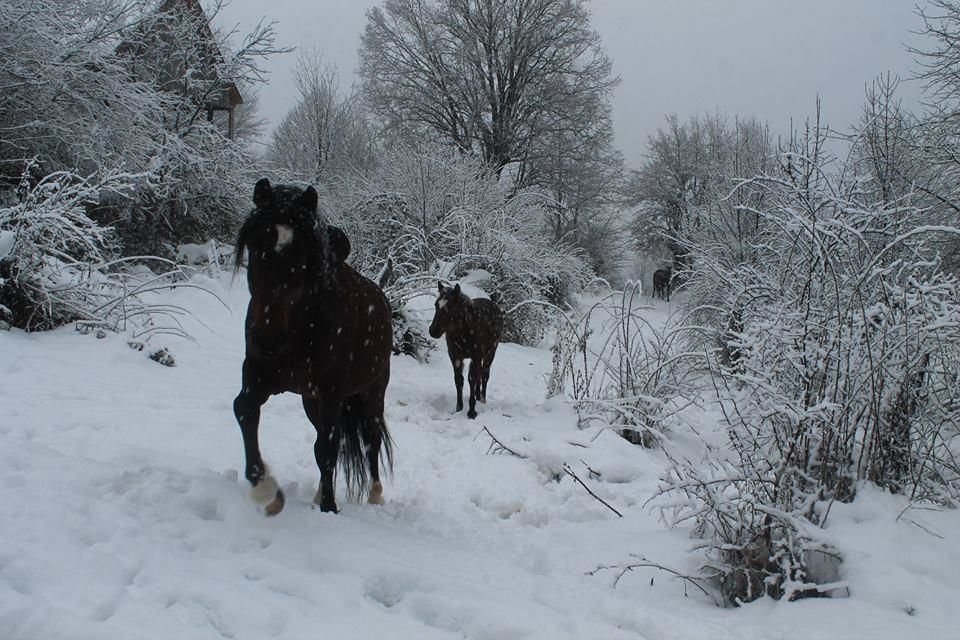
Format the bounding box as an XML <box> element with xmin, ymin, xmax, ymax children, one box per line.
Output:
<box><xmin>0</xmin><ymin>273</ymin><xmax>957</xmax><ymax>639</ymax></box>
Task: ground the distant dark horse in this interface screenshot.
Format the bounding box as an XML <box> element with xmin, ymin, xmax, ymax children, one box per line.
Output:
<box><xmin>232</xmin><ymin>178</ymin><xmax>393</xmax><ymax>516</ymax></box>
<box><xmin>428</xmin><ymin>283</ymin><xmax>503</xmax><ymax>419</ymax></box>
<box><xmin>653</xmin><ymin>267</ymin><xmax>672</xmax><ymax>301</ymax></box>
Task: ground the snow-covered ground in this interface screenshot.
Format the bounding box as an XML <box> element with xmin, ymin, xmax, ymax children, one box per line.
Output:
<box><xmin>1</xmin><ymin>272</ymin><xmax>958</xmax><ymax>639</ymax></box>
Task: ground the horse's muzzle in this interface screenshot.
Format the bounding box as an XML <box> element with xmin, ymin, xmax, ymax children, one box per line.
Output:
<box><xmin>428</xmin><ymin>322</ymin><xmax>443</xmax><ymax>339</ymax></box>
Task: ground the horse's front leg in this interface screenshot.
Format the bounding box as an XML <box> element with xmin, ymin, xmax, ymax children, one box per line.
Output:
<box><xmin>467</xmin><ymin>360</ymin><xmax>479</xmax><ymax>419</ymax></box>
<box><xmin>452</xmin><ymin>357</ymin><xmax>464</xmax><ymax>412</ymax></box>
<box><xmin>234</xmin><ymin>387</ymin><xmax>285</xmax><ymax>516</ymax></box>
<box><xmin>303</xmin><ymin>397</ymin><xmax>342</xmax><ymax>513</ymax></box>
<box><xmin>480</xmin><ymin>362</ymin><xmax>491</xmax><ymax>404</ymax></box>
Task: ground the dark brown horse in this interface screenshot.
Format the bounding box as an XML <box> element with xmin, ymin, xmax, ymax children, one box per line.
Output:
<box><xmin>653</xmin><ymin>267</ymin><xmax>672</xmax><ymax>301</ymax></box>
<box><xmin>428</xmin><ymin>283</ymin><xmax>502</xmax><ymax>419</ymax></box>
<box><xmin>232</xmin><ymin>178</ymin><xmax>393</xmax><ymax>516</ymax></box>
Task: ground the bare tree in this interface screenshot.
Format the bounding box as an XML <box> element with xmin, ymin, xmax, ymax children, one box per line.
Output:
<box><xmin>359</xmin><ymin>0</ymin><xmax>618</xmax><ymax>179</ymax></box>
<box><xmin>850</xmin><ymin>75</ymin><xmax>920</xmax><ymax>206</ymax></box>
<box><xmin>232</xmin><ymin>85</ymin><xmax>269</xmax><ymax>144</ymax></box>
<box><xmin>268</xmin><ymin>52</ymin><xmax>378</xmax><ymax>182</ymax></box>
<box><xmin>914</xmin><ymin>0</ymin><xmax>960</xmax><ymax>125</ymax></box>
<box><xmin>906</xmin><ymin>1</ymin><xmax>960</xmax><ymax>274</ymax></box>
<box><xmin>534</xmin><ymin>96</ymin><xmax>627</xmax><ymax>280</ymax></box>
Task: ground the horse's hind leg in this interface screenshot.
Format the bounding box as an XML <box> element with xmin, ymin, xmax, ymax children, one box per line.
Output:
<box><xmin>479</xmin><ymin>350</ymin><xmax>495</xmax><ymax>404</ymax></box>
<box><xmin>234</xmin><ymin>387</ymin><xmax>285</xmax><ymax>516</ymax></box>
<box><xmin>364</xmin><ymin>416</ymin><xmax>385</xmax><ymax>505</ymax></box>
<box><xmin>480</xmin><ymin>365</ymin><xmax>490</xmax><ymax>404</ymax></box>
<box><xmin>303</xmin><ymin>397</ymin><xmax>341</xmax><ymax>513</ymax></box>
<box><xmin>451</xmin><ymin>357</ymin><xmax>465</xmax><ymax>412</ymax></box>
<box><xmin>467</xmin><ymin>360</ymin><xmax>479</xmax><ymax>419</ymax></box>
<box><xmin>359</xmin><ymin>369</ymin><xmax>391</xmax><ymax>505</ymax></box>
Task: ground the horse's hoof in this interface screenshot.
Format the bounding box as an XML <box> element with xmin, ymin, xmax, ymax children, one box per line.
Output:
<box><xmin>312</xmin><ymin>496</ymin><xmax>339</xmax><ymax>513</ymax></box>
<box><xmin>264</xmin><ymin>489</ymin><xmax>285</xmax><ymax>517</ymax></box>
<box><xmin>467</xmin><ymin>410</ymin><xmax>477</xmax><ymax>419</ymax></box>
<box><xmin>479</xmin><ymin>396</ymin><xmax>487</xmax><ymax>404</ymax></box>
<box><xmin>368</xmin><ymin>481</ymin><xmax>384</xmax><ymax>505</ymax></box>
<box><xmin>251</xmin><ymin>472</ymin><xmax>279</xmax><ymax>505</ymax></box>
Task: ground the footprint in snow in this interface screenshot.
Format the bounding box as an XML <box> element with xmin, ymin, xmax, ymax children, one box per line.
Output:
<box><xmin>364</xmin><ymin>571</ymin><xmax>431</xmax><ymax>608</ymax></box>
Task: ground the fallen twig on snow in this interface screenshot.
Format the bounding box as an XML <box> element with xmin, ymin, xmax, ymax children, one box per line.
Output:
<box><xmin>476</xmin><ymin>426</ymin><xmax>527</xmax><ymax>459</ymax></box>
<box><xmin>562</xmin><ymin>463</ymin><xmax>622</xmax><ymax>517</ymax></box>
<box><xmin>587</xmin><ymin>554</ymin><xmax>718</xmax><ymax>605</ymax></box>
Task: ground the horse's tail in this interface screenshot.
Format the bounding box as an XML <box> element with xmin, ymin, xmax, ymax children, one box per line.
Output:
<box><xmin>339</xmin><ymin>396</ymin><xmax>395</xmax><ymax>501</ymax></box>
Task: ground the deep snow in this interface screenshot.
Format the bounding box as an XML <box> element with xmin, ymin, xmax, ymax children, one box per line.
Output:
<box><xmin>1</xmin><ymin>272</ymin><xmax>958</xmax><ymax>640</ymax></box>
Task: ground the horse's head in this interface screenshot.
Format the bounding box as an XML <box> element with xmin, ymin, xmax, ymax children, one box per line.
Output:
<box><xmin>429</xmin><ymin>281</ymin><xmax>468</xmax><ymax>339</ymax></box>
<box><xmin>234</xmin><ymin>178</ymin><xmax>347</xmax><ymax>358</ymax></box>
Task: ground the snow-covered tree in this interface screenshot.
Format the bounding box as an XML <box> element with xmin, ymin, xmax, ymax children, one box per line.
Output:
<box><xmin>359</xmin><ymin>0</ymin><xmax>618</xmax><ymax>175</ymax></box>
<box><xmin>0</xmin><ymin>0</ymin><xmax>280</xmax><ymax>330</ymax></box>
<box><xmin>628</xmin><ymin>113</ymin><xmax>774</xmax><ymax>280</ymax></box>
<box><xmin>359</xmin><ymin>0</ymin><xmax>623</xmax><ymax>277</ymax></box>
<box><xmin>267</xmin><ymin>53</ymin><xmax>379</xmax><ymax>183</ymax></box>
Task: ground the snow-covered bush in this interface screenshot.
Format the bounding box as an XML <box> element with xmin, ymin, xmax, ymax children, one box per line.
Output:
<box><xmin>325</xmin><ymin>147</ymin><xmax>591</xmax><ymax>346</ymax></box>
<box><xmin>547</xmin><ymin>283</ymin><xmax>703</xmax><ymax>445</ymax></box>
<box><xmin>108</xmin><ymin>128</ymin><xmax>263</xmax><ymax>258</ymax></box>
<box><xmin>0</xmin><ymin>0</ymin><xmax>277</xmax><ymax>261</ymax></box>
<box><xmin>0</xmin><ymin>0</ymin><xmax>165</xmax><ymax>180</ymax></box>
<box><xmin>655</xmin><ymin>119</ymin><xmax>960</xmax><ymax>605</ymax></box>
<box><xmin>0</xmin><ymin>170</ymin><xmax>207</xmax><ymax>338</ymax></box>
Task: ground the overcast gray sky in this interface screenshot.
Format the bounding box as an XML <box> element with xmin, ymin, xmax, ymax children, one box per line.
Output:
<box><xmin>220</xmin><ymin>0</ymin><xmax>926</xmax><ymax>168</ymax></box>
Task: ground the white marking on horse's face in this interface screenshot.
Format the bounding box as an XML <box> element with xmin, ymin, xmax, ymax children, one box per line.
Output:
<box><xmin>275</xmin><ymin>224</ymin><xmax>294</xmax><ymax>252</ymax></box>
<box><xmin>437</xmin><ymin>297</ymin><xmax>447</xmax><ymax>309</ymax></box>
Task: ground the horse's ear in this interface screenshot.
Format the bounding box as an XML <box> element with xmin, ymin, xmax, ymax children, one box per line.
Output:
<box><xmin>302</xmin><ymin>185</ymin><xmax>318</xmax><ymax>212</ymax></box>
<box><xmin>454</xmin><ymin>283</ymin><xmax>461</xmax><ymax>295</ymax></box>
<box><xmin>254</xmin><ymin>178</ymin><xmax>272</xmax><ymax>208</ymax></box>
<box><xmin>438</xmin><ymin>281</ymin><xmax>444</xmax><ymax>293</ymax></box>
<box><xmin>326</xmin><ymin>225</ymin><xmax>351</xmax><ymax>263</ymax></box>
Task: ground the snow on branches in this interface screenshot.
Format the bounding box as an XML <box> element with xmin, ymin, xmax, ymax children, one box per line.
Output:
<box><xmin>0</xmin><ymin>169</ymin><xmax>216</xmax><ymax>339</ymax></box>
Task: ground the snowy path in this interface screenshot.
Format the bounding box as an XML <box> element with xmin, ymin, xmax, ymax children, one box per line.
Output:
<box><xmin>1</xmin><ymin>275</ymin><xmax>957</xmax><ymax>639</ymax></box>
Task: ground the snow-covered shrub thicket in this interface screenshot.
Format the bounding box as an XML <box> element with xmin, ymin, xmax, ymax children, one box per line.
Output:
<box><xmin>0</xmin><ymin>0</ymin><xmax>278</xmax><ymax>332</ymax></box>
<box><xmin>0</xmin><ymin>170</ymin><xmax>204</xmax><ymax>337</ymax></box>
<box><xmin>560</xmin><ymin>95</ymin><xmax>960</xmax><ymax>604</ymax></box>
<box><xmin>549</xmin><ymin>115</ymin><xmax>775</xmax><ymax>448</ymax></box>
<box><xmin>547</xmin><ymin>284</ymin><xmax>704</xmax><ymax>446</ymax></box>
<box><xmin>323</xmin><ymin>147</ymin><xmax>592</xmax><ymax>347</ymax></box>
<box><xmin>655</xmin><ymin>116</ymin><xmax>960</xmax><ymax>605</ymax></box>
<box><xmin>108</xmin><ymin>127</ymin><xmax>265</xmax><ymax>258</ymax></box>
